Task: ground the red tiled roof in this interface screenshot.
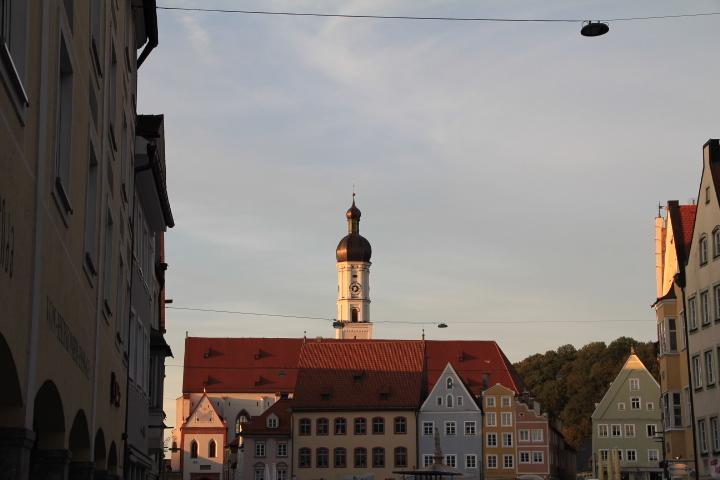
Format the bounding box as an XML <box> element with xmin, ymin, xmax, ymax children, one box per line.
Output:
<box><xmin>182</xmin><ymin>337</ymin><xmax>303</xmax><ymax>393</ymax></box>
<box><xmin>666</xmin><ymin>201</ymin><xmax>697</xmax><ymax>267</ymax></box>
<box><xmin>242</xmin><ymin>398</ymin><xmax>293</xmax><ymax>436</ymax></box>
<box><xmin>292</xmin><ymin>341</ymin><xmax>425</xmax><ymax>410</ymax></box>
<box><xmin>425</xmin><ymin>340</ymin><xmax>523</xmax><ymax>395</ymax></box>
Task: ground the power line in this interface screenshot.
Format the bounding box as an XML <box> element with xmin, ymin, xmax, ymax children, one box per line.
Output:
<box><xmin>166</xmin><ymin>305</ymin><xmax>654</xmax><ymax>325</ymax></box>
<box><xmin>155</xmin><ymin>5</ymin><xmax>720</xmax><ymax>23</ymax></box>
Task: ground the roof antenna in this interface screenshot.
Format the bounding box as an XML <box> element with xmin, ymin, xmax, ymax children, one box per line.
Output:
<box><xmin>422</xmin><ymin>328</ymin><xmax>425</xmax><ymax>340</ymax></box>
<box><xmin>303</xmin><ymin>330</ymin><xmax>307</xmax><ymax>343</ymax></box>
<box><xmin>657</xmin><ymin>202</ymin><xmax>663</xmax><ymax>218</ymax></box>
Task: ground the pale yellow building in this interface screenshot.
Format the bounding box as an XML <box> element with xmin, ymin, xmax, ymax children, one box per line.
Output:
<box><xmin>483</xmin><ymin>384</ymin><xmax>517</xmax><ymax>480</ymax></box>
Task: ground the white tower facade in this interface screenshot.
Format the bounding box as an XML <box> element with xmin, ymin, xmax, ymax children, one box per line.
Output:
<box><xmin>334</xmin><ymin>196</ymin><xmax>373</xmax><ymax>339</ymax></box>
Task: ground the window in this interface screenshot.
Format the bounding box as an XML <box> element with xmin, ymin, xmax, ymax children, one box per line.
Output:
<box><xmin>354</xmin><ymin>417</ymin><xmax>366</xmax><ymax>435</ymax></box>
<box><xmin>446</xmin><ymin>395</ymin><xmax>454</xmax><ymax>408</ymax></box>
<box><xmin>445</xmin><ymin>421</ymin><xmax>456</xmax><ymax>436</ymax></box>
<box><xmin>701</xmin><ymin>236</ymin><xmax>709</xmax><ymax>264</ymax></box>
<box><xmin>710</xmin><ymin>417</ymin><xmax>720</xmax><ymax>452</ymax></box>
<box><xmin>629</xmin><ymin>378</ymin><xmax>640</xmax><ymax>390</ymax></box>
<box><xmin>486</xmin><ymin>412</ymin><xmax>496</xmax><ymax>426</ymax></box>
<box><xmin>705</xmin><ymin>350</ymin><xmax>716</xmax><ymax>385</ymax></box>
<box><xmin>267</xmin><ymin>416</ymin><xmax>278</xmax><ymax>429</ymax></box>
<box><xmin>487</xmin><ymin>455</ymin><xmax>497</xmax><ymax>469</ymax></box>
<box><xmin>394</xmin><ymin>416</ymin><xmax>407</xmax><ymax>434</ymax></box>
<box><xmin>487</xmin><ymin>433</ymin><xmax>497</xmax><ymax>447</ymax></box>
<box><xmin>626</xmin><ymin>449</ymin><xmax>637</xmax><ymax>462</ymax></box>
<box><xmin>618</xmin><ymin>402</ymin><xmax>626</xmax><ymax>411</ymax></box>
<box><xmin>689</xmin><ymin>297</ymin><xmax>698</xmax><ymax>330</ymax></box>
<box><xmin>616</xmin><ymin>450</ymin><xmax>623</xmax><ymax>461</ymax></box>
<box><xmin>624</xmin><ymin>424</ymin><xmax>636</xmax><ymax>437</ymax></box>
<box><xmin>715</xmin><ymin>286</ymin><xmax>720</xmax><ymax>321</ymax></box>
<box><xmin>436</xmin><ymin>396</ymin><xmax>443</xmax><ymax>406</ymax></box>
<box><xmin>648</xmin><ymin>449</ymin><xmax>659</xmax><ymax>462</ymax></box>
<box><xmin>54</xmin><ymin>36</ymin><xmax>74</xmax><ymax>216</ymax></box>
<box><xmin>701</xmin><ymin>290</ymin><xmax>711</xmax><ymax>325</ymax></box>
<box><xmin>598</xmin><ymin>425</ymin><xmax>609</xmax><ymax>437</ymax></box>
<box><xmin>693</xmin><ymin>356</ymin><xmax>703</xmax><ymax>389</ymax></box>
<box><xmin>533</xmin><ymin>452</ymin><xmax>544</xmax><ymax>463</ymax></box>
<box><xmin>444</xmin><ymin>454</ymin><xmax>456</xmax><ymax>468</ymax></box>
<box><xmin>335</xmin><ymin>417</ymin><xmax>347</xmax><ymax>435</ymax></box>
<box><xmin>457</xmin><ymin>396</ymin><xmax>463</xmax><ymax>406</ymax></box>
<box><xmin>502</xmin><ymin>432</ymin><xmax>513</xmax><ymax>447</ymax></box>
<box><xmin>372</xmin><ymin>417</ymin><xmax>384</xmax><ymax>434</ymax></box>
<box><xmin>599</xmin><ymin>450</ymin><xmax>608</xmax><ymax>461</ymax></box>
<box><xmin>334</xmin><ymin>448</ymin><xmax>346</xmax><ymax>468</ymax></box>
<box><xmin>464</xmin><ymin>421</ymin><xmax>476</xmax><ymax>436</ymax></box>
<box><xmin>298</xmin><ymin>448</ymin><xmax>311</xmax><ymax>468</ymax></box>
<box><xmin>662</xmin><ymin>392</ymin><xmax>683</xmax><ymax>428</ymax></box>
<box><xmin>447</xmin><ymin>377</ymin><xmax>453</xmax><ymax>389</ymax></box>
<box><xmin>190</xmin><ymin>440</ymin><xmax>198</xmax><ymax>459</ymax></box>
<box><xmin>317</xmin><ymin>418</ymin><xmax>329</xmax><ymax>435</ymax></box>
<box><xmin>82</xmin><ymin>143</ymin><xmax>99</xmax><ymax>275</ymax></box>
<box><xmin>630</xmin><ymin>397</ymin><xmax>641</xmax><ymax>410</ymax></box>
<box><xmin>668</xmin><ymin>318</ymin><xmax>678</xmax><ymax>352</ymax></box>
<box><xmin>465</xmin><ymin>454</ymin><xmax>477</xmax><ymax>469</ymax></box>
<box><xmin>255</xmin><ymin>441</ymin><xmax>266</xmax><ymax>457</ymax></box>
<box><xmin>316</xmin><ymin>448</ymin><xmax>329</xmax><ymax>468</ymax></box>
<box><xmin>423</xmin><ymin>455</ymin><xmax>433</xmax><ymax>468</ymax></box>
<box><xmin>354</xmin><ymin>448</ymin><xmax>367</xmax><ymax>468</ymax></box>
<box><xmin>423</xmin><ymin>421</ymin><xmax>434</xmax><ymax>436</ymax></box>
<box><xmin>520</xmin><ymin>452</ymin><xmax>530</xmax><ymax>463</ymax></box>
<box><xmin>208</xmin><ymin>440</ymin><xmax>216</xmax><ymax>458</ymax></box>
<box><xmin>351</xmin><ymin>308</ymin><xmax>358</xmax><ymax>322</ymax></box>
<box><xmin>486</xmin><ymin>396</ymin><xmax>496</xmax><ymax>407</ymax></box>
<box><xmin>611</xmin><ymin>424</ymin><xmax>622</xmax><ymax>437</ymax></box>
<box><xmin>254</xmin><ymin>465</ymin><xmax>265</xmax><ymax>480</ymax></box>
<box><xmin>532</xmin><ymin>429</ymin><xmax>544</xmax><ymax>442</ymax></box>
<box><xmin>299</xmin><ymin>418</ymin><xmax>311</xmax><ymax>435</ymax></box>
<box><xmin>276</xmin><ymin>464</ymin><xmax>288</xmax><ymax>480</ymax></box>
<box><xmin>372</xmin><ymin>447</ymin><xmax>385</xmax><ymax>468</ymax></box>
<box><xmin>235</xmin><ymin>411</ymin><xmax>249</xmax><ymax>435</ymax></box>
<box><xmin>394</xmin><ymin>447</ymin><xmax>407</xmax><ymax>467</ymax></box>
<box><xmin>714</xmin><ymin>227</ymin><xmax>720</xmax><ymax>257</ymax></box>
<box><xmin>501</xmin><ymin>412</ymin><xmax>513</xmax><ymax>426</ymax></box>
<box><xmin>647</xmin><ymin>402</ymin><xmax>655</xmax><ymax>410</ymax></box>
<box><xmin>647</xmin><ymin>424</ymin><xmax>657</xmax><ymax>438</ymax></box>
<box><xmin>520</xmin><ymin>429</ymin><xmax>530</xmax><ymax>441</ymax></box>
<box><xmin>699</xmin><ymin>419</ymin><xmax>708</xmax><ymax>453</ymax></box>
<box><xmin>1</xmin><ymin>0</ymin><xmax>30</xmax><ymax>115</ymax></box>
<box><xmin>503</xmin><ymin>455</ymin><xmax>514</xmax><ymax>469</ymax></box>
<box><xmin>277</xmin><ymin>442</ymin><xmax>288</xmax><ymax>457</ymax></box>
<box><xmin>501</xmin><ymin>396</ymin><xmax>512</xmax><ymax>407</ymax></box>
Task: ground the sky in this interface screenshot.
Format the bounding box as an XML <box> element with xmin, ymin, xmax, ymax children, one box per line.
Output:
<box><xmin>136</xmin><ymin>0</ymin><xmax>720</xmax><ymax>430</ymax></box>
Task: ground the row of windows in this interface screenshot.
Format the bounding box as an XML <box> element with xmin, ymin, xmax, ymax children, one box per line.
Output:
<box><xmin>484</xmin><ymin>412</ymin><xmax>513</xmax><ymax>426</ymax></box>
<box><xmin>691</xmin><ymin>348</ymin><xmax>720</xmax><ymax>390</ymax></box>
<box><xmin>662</xmin><ymin>391</ymin><xmax>689</xmax><ymax>430</ymax></box>
<box><xmin>436</xmin><ymin>395</ymin><xmax>465</xmax><ymax>408</ymax></box>
<box><xmin>422</xmin><ymin>420</ymin><xmax>477</xmax><ymax>436</ymax></box>
<box><xmin>254</xmin><ymin>463</ymin><xmax>288</xmax><ymax>480</ymax></box>
<box><xmin>484</xmin><ymin>396</ymin><xmax>513</xmax><ymax>408</ymax></box>
<box><xmin>486</xmin><ymin>432</ymin><xmax>514</xmax><ymax>447</ymax></box>
<box><xmin>189</xmin><ymin>440</ymin><xmax>217</xmax><ymax>459</ymax></box>
<box><xmin>297</xmin><ymin>447</ymin><xmax>407</xmax><ymax>468</ymax></box>
<box><xmin>298</xmin><ymin>417</ymin><xmax>407</xmax><ymax>436</ymax></box>
<box><xmin>696</xmin><ymin>227</ymin><xmax>720</xmax><ymax>266</ymax></box>
<box><xmin>597</xmin><ymin>449</ymin><xmax>659</xmax><ymax>462</ymax></box>
<box><xmin>255</xmin><ymin>441</ymin><xmax>288</xmax><ymax>458</ymax></box>
<box><xmin>518</xmin><ymin>451</ymin><xmax>545</xmax><ymax>464</ymax></box>
<box><xmin>485</xmin><ymin>454</ymin><xmax>515</xmax><ymax>469</ymax></box>
<box><xmin>518</xmin><ymin>429</ymin><xmax>545</xmax><ymax>442</ymax></box>
<box><xmin>697</xmin><ymin>416</ymin><xmax>720</xmax><ymax>454</ymax></box>
<box><xmin>687</xmin><ymin>287</ymin><xmax>720</xmax><ymax>330</ymax></box>
<box><xmin>616</xmin><ymin>398</ymin><xmax>653</xmax><ymax>411</ymax></box>
<box><xmin>422</xmin><ymin>454</ymin><xmax>478</xmax><ymax>469</ymax></box>
<box><xmin>597</xmin><ymin>424</ymin><xmax>657</xmax><ymax>438</ymax></box>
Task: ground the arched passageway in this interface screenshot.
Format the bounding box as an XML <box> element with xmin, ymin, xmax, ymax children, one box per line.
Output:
<box><xmin>68</xmin><ymin>410</ymin><xmax>93</xmax><ymax>478</ymax></box>
<box><xmin>107</xmin><ymin>441</ymin><xmax>119</xmax><ymax>479</ymax></box>
<box><xmin>30</xmin><ymin>380</ymin><xmax>69</xmax><ymax>479</ymax></box>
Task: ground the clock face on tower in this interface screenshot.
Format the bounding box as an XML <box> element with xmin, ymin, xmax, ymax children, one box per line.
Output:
<box><xmin>349</xmin><ymin>282</ymin><xmax>362</xmax><ymax>296</ymax></box>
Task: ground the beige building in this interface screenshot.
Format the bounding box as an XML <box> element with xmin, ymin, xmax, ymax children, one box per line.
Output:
<box><xmin>654</xmin><ymin>200</ymin><xmax>697</xmax><ymax>477</ymax></box>
<box><xmin>681</xmin><ymin>140</ymin><xmax>720</xmax><ymax>479</ymax></box>
<box><xmin>0</xmin><ymin>1</ymin><xmax>162</xmax><ymax>478</ymax></box>
<box><xmin>482</xmin><ymin>384</ymin><xmax>517</xmax><ymax>479</ymax></box>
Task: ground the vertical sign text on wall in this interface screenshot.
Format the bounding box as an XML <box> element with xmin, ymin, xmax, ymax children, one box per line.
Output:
<box><xmin>0</xmin><ymin>195</ymin><xmax>14</xmax><ymax>278</ymax></box>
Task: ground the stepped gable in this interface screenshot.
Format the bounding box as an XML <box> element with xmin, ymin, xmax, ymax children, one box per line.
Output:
<box><xmin>424</xmin><ymin>340</ymin><xmax>523</xmax><ymax>395</ymax></box>
<box><xmin>242</xmin><ymin>398</ymin><xmax>293</xmax><ymax>436</ymax></box>
<box><xmin>182</xmin><ymin>337</ymin><xmax>303</xmax><ymax>393</ymax></box>
<box><xmin>293</xmin><ymin>340</ymin><xmax>425</xmax><ymax>410</ymax></box>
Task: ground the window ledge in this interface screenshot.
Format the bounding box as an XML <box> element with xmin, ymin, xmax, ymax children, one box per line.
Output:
<box><xmin>51</xmin><ymin>179</ymin><xmax>73</xmax><ymax>227</ymax></box>
<box><xmin>0</xmin><ymin>42</ymin><xmax>29</xmax><ymax>124</ymax></box>
<box><xmin>83</xmin><ymin>254</ymin><xmax>97</xmax><ymax>286</ymax></box>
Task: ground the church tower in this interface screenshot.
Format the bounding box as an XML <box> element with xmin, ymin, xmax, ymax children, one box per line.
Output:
<box><xmin>334</xmin><ymin>195</ymin><xmax>373</xmax><ymax>339</ymax></box>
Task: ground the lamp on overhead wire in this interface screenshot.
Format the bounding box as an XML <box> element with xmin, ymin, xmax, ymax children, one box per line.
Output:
<box><xmin>581</xmin><ymin>21</ymin><xmax>609</xmax><ymax>37</ymax></box>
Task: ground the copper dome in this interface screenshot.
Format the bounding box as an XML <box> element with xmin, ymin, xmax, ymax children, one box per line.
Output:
<box><xmin>336</xmin><ymin>234</ymin><xmax>372</xmax><ymax>262</ymax></box>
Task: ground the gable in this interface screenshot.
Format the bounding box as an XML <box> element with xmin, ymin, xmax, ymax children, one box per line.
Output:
<box><xmin>591</xmin><ymin>355</ymin><xmax>660</xmax><ymax>419</ymax></box>
<box><xmin>686</xmin><ymin>140</ymin><xmax>720</xmax><ymax>272</ymax></box>
<box><xmin>483</xmin><ymin>383</ymin><xmax>515</xmax><ymax>396</ymax></box>
<box><xmin>421</xmin><ymin>363</ymin><xmax>480</xmax><ymax>412</ymax></box>
<box><xmin>184</xmin><ymin>394</ymin><xmax>226</xmax><ymax>428</ymax></box>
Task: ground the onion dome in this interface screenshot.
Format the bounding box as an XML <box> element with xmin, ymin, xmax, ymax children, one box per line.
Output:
<box><xmin>336</xmin><ymin>196</ymin><xmax>372</xmax><ymax>262</ymax></box>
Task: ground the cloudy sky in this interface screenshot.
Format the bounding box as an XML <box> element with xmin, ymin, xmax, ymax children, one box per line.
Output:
<box><xmin>137</xmin><ymin>0</ymin><xmax>720</xmax><ymax>424</ymax></box>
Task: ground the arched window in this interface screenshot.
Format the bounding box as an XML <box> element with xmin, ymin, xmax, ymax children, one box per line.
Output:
<box><xmin>299</xmin><ymin>418</ymin><xmax>311</xmax><ymax>435</ymax></box>
<box><xmin>354</xmin><ymin>447</ymin><xmax>367</xmax><ymax>468</ymax></box>
<box><xmin>372</xmin><ymin>417</ymin><xmax>384</xmax><ymax>434</ymax></box>
<box><xmin>298</xmin><ymin>448</ymin><xmax>312</xmax><ymax>468</ymax></box>
<box><xmin>700</xmin><ymin>235</ymin><xmax>709</xmax><ymax>264</ymax></box>
<box><xmin>713</xmin><ymin>227</ymin><xmax>720</xmax><ymax>258</ymax></box>
<box><xmin>354</xmin><ymin>417</ymin><xmax>367</xmax><ymax>435</ymax></box>
<box><xmin>317</xmin><ymin>418</ymin><xmax>329</xmax><ymax>435</ymax></box>
<box><xmin>235</xmin><ymin>410</ymin><xmax>250</xmax><ymax>435</ymax></box>
<box><xmin>190</xmin><ymin>440</ymin><xmax>198</xmax><ymax>459</ymax></box>
<box><xmin>351</xmin><ymin>308</ymin><xmax>359</xmax><ymax>323</ymax></box>
<box><xmin>394</xmin><ymin>416</ymin><xmax>407</xmax><ymax>434</ymax></box>
<box><xmin>254</xmin><ymin>463</ymin><xmax>265</xmax><ymax>480</ymax></box>
<box><xmin>394</xmin><ymin>447</ymin><xmax>408</xmax><ymax>467</ymax></box>
<box><xmin>208</xmin><ymin>440</ymin><xmax>217</xmax><ymax>458</ymax></box>
<box><xmin>334</xmin><ymin>447</ymin><xmax>347</xmax><ymax>467</ymax></box>
<box><xmin>446</xmin><ymin>377</ymin><xmax>453</xmax><ymax>389</ymax></box>
<box><xmin>276</xmin><ymin>463</ymin><xmax>289</xmax><ymax>480</ymax></box>
<box><xmin>372</xmin><ymin>447</ymin><xmax>385</xmax><ymax>468</ymax></box>
<box><xmin>316</xmin><ymin>447</ymin><xmax>329</xmax><ymax>468</ymax></box>
<box><xmin>334</xmin><ymin>417</ymin><xmax>347</xmax><ymax>435</ymax></box>
<box><xmin>447</xmin><ymin>394</ymin><xmax>454</xmax><ymax>408</ymax></box>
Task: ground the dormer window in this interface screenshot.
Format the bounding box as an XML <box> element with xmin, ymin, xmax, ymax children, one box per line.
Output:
<box><xmin>267</xmin><ymin>415</ymin><xmax>279</xmax><ymax>429</ymax></box>
<box><xmin>446</xmin><ymin>377</ymin><xmax>453</xmax><ymax>389</ymax></box>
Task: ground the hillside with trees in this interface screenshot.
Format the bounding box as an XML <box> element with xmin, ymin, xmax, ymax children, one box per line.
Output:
<box><xmin>513</xmin><ymin>337</ymin><xmax>658</xmax><ymax>449</ymax></box>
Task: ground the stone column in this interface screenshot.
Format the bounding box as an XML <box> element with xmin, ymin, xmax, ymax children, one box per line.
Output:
<box><xmin>68</xmin><ymin>461</ymin><xmax>94</xmax><ymax>480</ymax></box>
<box><xmin>30</xmin><ymin>448</ymin><xmax>71</xmax><ymax>480</ymax></box>
<box><xmin>0</xmin><ymin>428</ymin><xmax>35</xmax><ymax>480</ymax></box>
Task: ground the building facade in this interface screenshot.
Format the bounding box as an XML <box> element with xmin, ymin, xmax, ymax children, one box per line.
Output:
<box><xmin>653</xmin><ymin>200</ymin><xmax>697</xmax><ymax>478</ymax></box>
<box><xmin>240</xmin><ymin>399</ymin><xmax>293</xmax><ymax>480</ymax></box>
<box><xmin>482</xmin><ymin>384</ymin><xmax>519</xmax><ymax>480</ymax></box>
<box><xmin>515</xmin><ymin>398</ymin><xmax>550</xmax><ymax>480</ymax></box>
<box><xmin>681</xmin><ymin>139</ymin><xmax>720</xmax><ymax>480</ymax></box>
<box><xmin>418</xmin><ymin>363</ymin><xmax>483</xmax><ymax>478</ymax></box>
<box><xmin>0</xmin><ymin>1</ymin><xmax>164</xmax><ymax>478</ymax></box>
<box><xmin>591</xmin><ymin>351</ymin><xmax>662</xmax><ymax>480</ymax></box>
